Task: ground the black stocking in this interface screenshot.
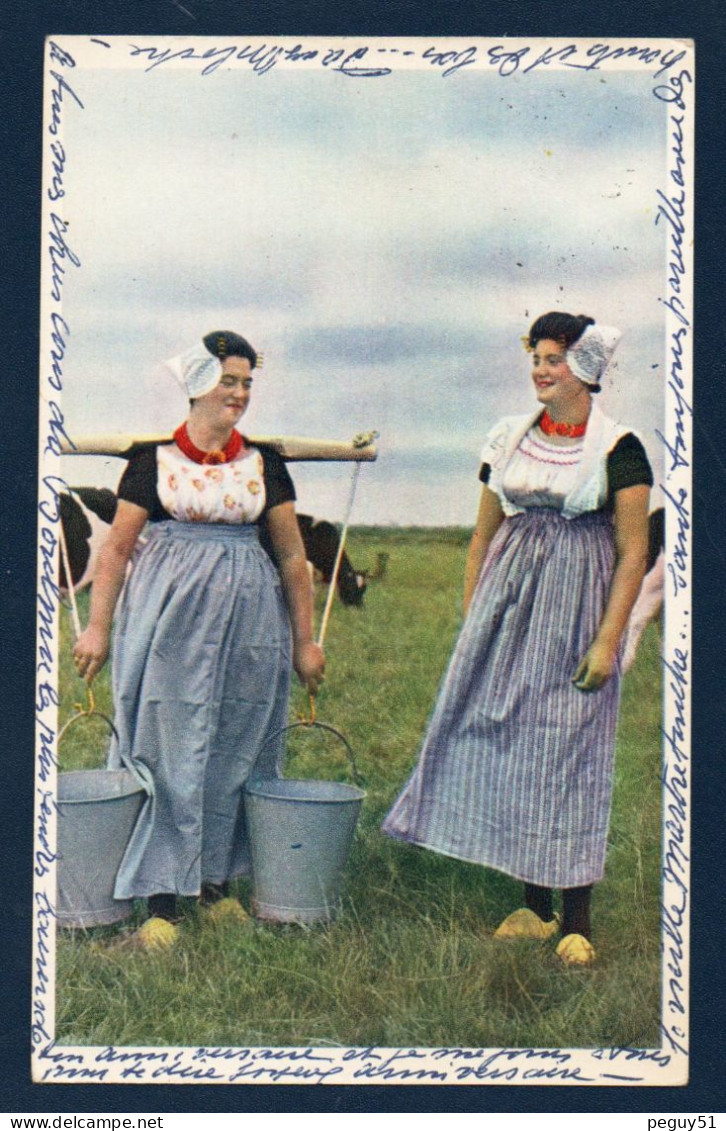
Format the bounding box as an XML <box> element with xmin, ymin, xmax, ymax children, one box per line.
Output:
<box><xmin>524</xmin><ymin>883</ymin><xmax>554</xmax><ymax>922</ymax></box>
<box><xmin>199</xmin><ymin>881</ymin><xmax>230</xmax><ymax>905</ymax></box>
<box><xmin>148</xmin><ymin>893</ymin><xmax>179</xmax><ymax>922</ymax></box>
<box><xmin>561</xmin><ymin>884</ymin><xmax>593</xmax><ymax>940</ymax></box>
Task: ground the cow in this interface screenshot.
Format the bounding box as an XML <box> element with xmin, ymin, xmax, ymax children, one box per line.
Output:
<box><xmin>59</xmin><ymin>490</ymin><xmax>367</xmax><ymax>607</ymax></box>
<box><xmin>59</xmin><ymin>488</ymin><xmax>119</xmax><ymax>590</ymax></box>
<box><xmin>295</xmin><ymin>515</ymin><xmax>367</xmax><ymax>607</ymax></box>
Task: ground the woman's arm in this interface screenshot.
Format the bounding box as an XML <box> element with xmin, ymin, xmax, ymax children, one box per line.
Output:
<box><xmin>265</xmin><ymin>502</ymin><xmax>325</xmax><ymax>694</ymax></box>
<box><xmin>572</xmin><ymin>484</ymin><xmax>650</xmax><ymax>692</ymax></box>
<box><xmin>73</xmin><ymin>500</ymin><xmax>149</xmax><ymax>682</ymax></box>
<box><xmin>463</xmin><ymin>485</ymin><xmax>505</xmax><ymax>616</ymax></box>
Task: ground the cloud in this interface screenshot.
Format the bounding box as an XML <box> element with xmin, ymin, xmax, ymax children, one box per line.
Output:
<box><xmin>58</xmin><ymin>57</ymin><xmax>671</xmax><ymax>523</ymax></box>
<box><xmin>286</xmin><ymin>323</ymin><xmax>485</xmax><ymax>366</ymax></box>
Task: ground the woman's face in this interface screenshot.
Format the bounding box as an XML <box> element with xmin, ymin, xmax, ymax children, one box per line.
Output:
<box><xmin>530</xmin><ymin>339</ymin><xmax>588</xmax><ymax>411</ymax></box>
<box><xmin>196</xmin><ymin>356</ymin><xmax>253</xmax><ymax>425</ymax></box>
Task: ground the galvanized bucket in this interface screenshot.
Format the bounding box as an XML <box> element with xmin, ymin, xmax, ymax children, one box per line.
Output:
<box><xmin>244</xmin><ymin>722</ymin><xmax>365</xmax><ymax>924</ymax></box>
<box><xmin>56</xmin><ymin>711</ymin><xmax>147</xmax><ymax>929</ymax></box>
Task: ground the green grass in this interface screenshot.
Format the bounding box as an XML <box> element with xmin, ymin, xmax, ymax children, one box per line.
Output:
<box><xmin>55</xmin><ymin>528</ymin><xmax>663</xmax><ymax>1049</ymax></box>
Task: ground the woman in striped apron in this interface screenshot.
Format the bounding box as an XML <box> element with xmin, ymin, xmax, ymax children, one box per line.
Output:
<box><xmin>382</xmin><ymin>312</ymin><xmax>652</xmax><ymax>965</ymax></box>
<box><xmin>73</xmin><ymin>330</ymin><xmax>325</xmax><ymax>948</ymax></box>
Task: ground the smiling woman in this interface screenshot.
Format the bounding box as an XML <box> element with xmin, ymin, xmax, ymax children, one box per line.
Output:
<box><xmin>72</xmin><ymin>329</ymin><xmax>325</xmax><ymax>946</ymax></box>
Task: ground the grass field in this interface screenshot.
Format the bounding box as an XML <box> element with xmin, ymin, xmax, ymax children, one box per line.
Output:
<box><xmin>55</xmin><ymin>527</ymin><xmax>663</xmax><ymax>1049</ymax></box>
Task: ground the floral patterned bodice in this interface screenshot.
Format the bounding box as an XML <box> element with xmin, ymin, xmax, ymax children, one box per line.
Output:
<box><xmin>156</xmin><ymin>444</ymin><xmax>267</xmax><ymax>524</ymax></box>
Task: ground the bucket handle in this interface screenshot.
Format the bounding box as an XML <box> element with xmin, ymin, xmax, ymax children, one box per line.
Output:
<box><xmin>58</xmin><ymin>686</ymin><xmax>119</xmax><ymax>746</ymax></box>
<box><xmin>264</xmin><ymin>720</ymin><xmax>363</xmax><ymax>787</ymax></box>
<box><xmin>58</xmin><ymin>694</ymin><xmax>153</xmax><ymax>799</ymax></box>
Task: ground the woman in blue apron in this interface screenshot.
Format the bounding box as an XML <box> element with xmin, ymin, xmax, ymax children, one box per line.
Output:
<box><xmin>73</xmin><ymin>331</ymin><xmax>325</xmax><ymax>947</ymax></box>
<box><xmin>383</xmin><ymin>312</ymin><xmax>652</xmax><ymax>965</ymax></box>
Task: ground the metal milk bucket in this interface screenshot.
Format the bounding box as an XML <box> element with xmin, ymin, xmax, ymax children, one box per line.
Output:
<box><xmin>244</xmin><ymin>722</ymin><xmax>365</xmax><ymax>924</ymax></box>
<box><xmin>56</xmin><ymin>712</ymin><xmax>147</xmax><ymax>929</ymax></box>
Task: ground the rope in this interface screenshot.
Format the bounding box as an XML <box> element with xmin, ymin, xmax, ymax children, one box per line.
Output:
<box><xmin>301</xmin><ymin>432</ymin><xmax>377</xmax><ymax>725</ymax></box>
<box><xmin>58</xmin><ymin>489</ymin><xmax>98</xmax><ymax>718</ymax></box>
<box><xmin>317</xmin><ymin>461</ymin><xmax>362</xmax><ymax>649</ymax></box>
<box><xmin>316</xmin><ymin>430</ymin><xmax>377</xmax><ymax>648</ymax></box>
<box><xmin>301</xmin><ymin>461</ymin><xmax>361</xmax><ymax>725</ymax></box>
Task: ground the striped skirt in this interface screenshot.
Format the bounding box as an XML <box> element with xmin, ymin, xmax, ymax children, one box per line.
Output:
<box><xmin>108</xmin><ymin>521</ymin><xmax>292</xmax><ymax>900</ymax></box>
<box><xmin>382</xmin><ymin>508</ymin><xmax>621</xmax><ymax>888</ymax></box>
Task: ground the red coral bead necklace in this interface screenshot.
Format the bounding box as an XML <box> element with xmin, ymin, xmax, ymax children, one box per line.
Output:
<box><xmin>173</xmin><ymin>422</ymin><xmax>245</xmax><ymax>465</ymax></box>
<box><xmin>538</xmin><ymin>410</ymin><xmax>588</xmax><ymax>439</ymax></box>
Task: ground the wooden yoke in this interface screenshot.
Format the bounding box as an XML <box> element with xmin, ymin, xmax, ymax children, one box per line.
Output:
<box><xmin>60</xmin><ymin>432</ymin><xmax>379</xmax><ymax>462</ymax></box>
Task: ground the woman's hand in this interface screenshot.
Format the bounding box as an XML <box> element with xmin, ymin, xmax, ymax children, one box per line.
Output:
<box><xmin>73</xmin><ymin>625</ymin><xmax>111</xmax><ymax>684</ymax></box>
<box><xmin>71</xmin><ymin>499</ymin><xmax>149</xmax><ymax>684</ymax></box>
<box><xmin>266</xmin><ymin>503</ymin><xmax>326</xmax><ymax>695</ymax></box>
<box><xmin>573</xmin><ymin>483</ymin><xmax>649</xmax><ymax>693</ymax></box>
<box><xmin>572</xmin><ymin>640</ymin><xmax>618</xmax><ymax>693</ymax></box>
<box><xmin>293</xmin><ymin>640</ymin><xmax>326</xmax><ymax>695</ymax></box>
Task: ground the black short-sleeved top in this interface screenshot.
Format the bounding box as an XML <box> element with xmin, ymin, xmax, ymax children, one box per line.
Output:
<box><xmin>117</xmin><ymin>440</ymin><xmax>296</xmax><ymax>524</ymax></box>
<box><xmin>479</xmin><ymin>431</ymin><xmax>653</xmax><ymax>508</ymax></box>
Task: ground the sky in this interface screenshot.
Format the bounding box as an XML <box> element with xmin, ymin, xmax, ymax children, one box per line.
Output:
<box><xmin>55</xmin><ymin>45</ymin><xmax>669</xmax><ymax>526</ymax></box>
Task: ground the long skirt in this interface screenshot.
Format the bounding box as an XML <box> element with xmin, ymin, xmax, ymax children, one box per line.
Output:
<box><xmin>382</xmin><ymin>508</ymin><xmax>621</xmax><ymax>888</ymax></box>
<box><xmin>108</xmin><ymin>521</ymin><xmax>292</xmax><ymax>899</ymax></box>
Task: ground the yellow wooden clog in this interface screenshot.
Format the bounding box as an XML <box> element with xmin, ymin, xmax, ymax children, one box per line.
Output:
<box><xmin>493</xmin><ymin>908</ymin><xmax>560</xmax><ymax>940</ymax></box>
<box><xmin>132</xmin><ymin>916</ymin><xmax>179</xmax><ymax>951</ymax></box>
<box><xmin>556</xmin><ymin>933</ymin><xmax>596</xmax><ymax>966</ymax></box>
<box><xmin>201</xmin><ymin>897</ymin><xmax>249</xmax><ymax>926</ymax></box>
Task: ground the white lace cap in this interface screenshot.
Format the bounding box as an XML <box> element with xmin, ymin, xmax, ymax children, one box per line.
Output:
<box><xmin>165</xmin><ymin>342</ymin><xmax>222</xmax><ymax>399</ymax></box>
<box><xmin>566</xmin><ymin>324</ymin><xmax>621</xmax><ymax>388</ymax></box>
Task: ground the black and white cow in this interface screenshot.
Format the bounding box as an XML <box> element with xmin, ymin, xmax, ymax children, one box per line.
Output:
<box><xmin>59</xmin><ymin>490</ymin><xmax>367</xmax><ymax>607</ymax></box>
<box><xmin>295</xmin><ymin>515</ymin><xmax>367</xmax><ymax>607</ymax></box>
<box><xmin>59</xmin><ymin>488</ymin><xmax>119</xmax><ymax>591</ymax></box>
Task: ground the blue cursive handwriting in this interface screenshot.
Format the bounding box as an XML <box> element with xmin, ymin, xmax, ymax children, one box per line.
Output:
<box><xmin>34</xmin><ymin>788</ymin><xmax>58</xmax><ymax>878</ymax></box>
<box><xmin>117</xmin><ymin>37</ymin><xmax>689</xmax><ymax>85</ymax></box>
<box><xmin>128</xmin><ymin>40</ymin><xmax>392</xmax><ymax>78</ymax></box>
<box><xmin>650</xmin><ymin>42</ymin><xmax>692</xmax><ymax>1076</ymax></box>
